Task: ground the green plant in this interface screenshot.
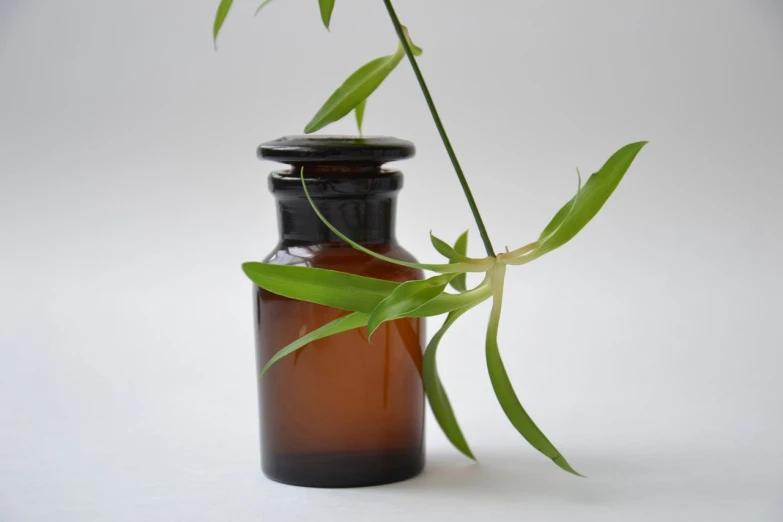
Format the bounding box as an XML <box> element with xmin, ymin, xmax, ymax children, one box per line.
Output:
<box><xmin>215</xmin><ymin>0</ymin><xmax>647</xmax><ymax>476</ymax></box>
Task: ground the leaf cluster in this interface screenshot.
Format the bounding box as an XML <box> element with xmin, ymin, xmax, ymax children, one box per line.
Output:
<box><xmin>215</xmin><ymin>0</ymin><xmax>647</xmax><ymax>476</ymax></box>
<box><xmin>243</xmin><ymin>142</ymin><xmax>646</xmax><ymax>475</ymax></box>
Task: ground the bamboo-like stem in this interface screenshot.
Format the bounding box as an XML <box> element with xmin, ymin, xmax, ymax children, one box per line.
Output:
<box><xmin>381</xmin><ymin>0</ymin><xmax>496</xmax><ymax>257</ymax></box>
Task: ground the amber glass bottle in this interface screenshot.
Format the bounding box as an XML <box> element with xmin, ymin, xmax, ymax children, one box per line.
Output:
<box><xmin>253</xmin><ymin>136</ymin><xmax>425</xmax><ymax>488</ymax></box>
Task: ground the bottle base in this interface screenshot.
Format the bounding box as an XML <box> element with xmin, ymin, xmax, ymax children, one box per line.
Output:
<box><xmin>262</xmin><ymin>447</ymin><xmax>424</xmax><ymax>488</ymax></box>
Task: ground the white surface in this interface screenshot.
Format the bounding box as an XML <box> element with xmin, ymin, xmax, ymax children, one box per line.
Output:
<box><xmin>1</xmin><ymin>0</ymin><xmax>782</xmax><ymax>520</ymax></box>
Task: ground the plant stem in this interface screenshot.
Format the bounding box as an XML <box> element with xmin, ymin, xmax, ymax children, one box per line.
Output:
<box><xmin>381</xmin><ymin>0</ymin><xmax>496</xmax><ymax>257</ymax></box>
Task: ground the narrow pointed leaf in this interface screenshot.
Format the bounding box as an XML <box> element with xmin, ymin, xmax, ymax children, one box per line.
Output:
<box><xmin>304</xmin><ymin>25</ymin><xmax>421</xmax><ymax>133</ymax></box>
<box><xmin>453</xmin><ymin>230</ymin><xmax>469</xmax><ymax>257</ymax></box>
<box><xmin>260</xmin><ymin>312</ymin><xmax>368</xmax><ymax>379</ymax></box>
<box><xmin>367</xmin><ymin>274</ymin><xmax>454</xmax><ymax>339</ymax></box>
<box><xmin>504</xmin><ymin>168</ymin><xmax>582</xmax><ymax>261</ymax></box>
<box><xmin>424</xmin><ymin>306</ymin><xmax>476</xmax><ymax>460</ymax></box>
<box><xmin>213</xmin><ymin>0</ymin><xmax>234</xmax><ymax>48</ymax></box>
<box><xmin>355</xmin><ymin>99</ymin><xmax>366</xmax><ymax>136</ymax></box>
<box><xmin>537</xmin><ymin>167</ymin><xmax>583</xmax><ymax>245</ymax></box>
<box><xmin>304</xmin><ymin>53</ymin><xmax>401</xmax><ymax>134</ymax></box>
<box><xmin>509</xmin><ymin>141</ymin><xmax>647</xmax><ymax>264</ymax></box>
<box><xmin>485</xmin><ymin>265</ymin><xmax>583</xmax><ymax>476</ymax></box>
<box><xmin>430</xmin><ymin>231</ymin><xmax>468</xmax><ymax>262</ymax></box>
<box><xmin>539</xmin><ymin>142</ymin><xmax>646</xmax><ymax>245</ymax></box>
<box><xmin>241</xmin><ymin>262</ymin><xmax>492</xmax><ymax>316</ymax></box>
<box><xmin>450</xmin><ymin>230</ymin><xmax>469</xmax><ymax>292</ymax></box>
<box><xmin>254</xmin><ymin>0</ymin><xmax>276</xmax><ymax>16</ymax></box>
<box><xmin>243</xmin><ymin>262</ymin><xmax>396</xmax><ymax>313</ymax></box>
<box><xmin>300</xmin><ymin>169</ymin><xmax>493</xmax><ymax>273</ymax></box>
<box><xmin>318</xmin><ymin>0</ymin><xmax>335</xmax><ymax>29</ymax></box>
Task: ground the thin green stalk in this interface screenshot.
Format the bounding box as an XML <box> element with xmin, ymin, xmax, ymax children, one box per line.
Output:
<box><xmin>381</xmin><ymin>0</ymin><xmax>496</xmax><ymax>257</ymax></box>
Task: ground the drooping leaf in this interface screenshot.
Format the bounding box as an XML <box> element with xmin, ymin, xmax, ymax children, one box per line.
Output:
<box><xmin>213</xmin><ymin>0</ymin><xmax>234</xmax><ymax>48</ymax></box>
<box><xmin>430</xmin><ymin>231</ymin><xmax>468</xmax><ymax>263</ymax></box>
<box><xmin>424</xmin><ymin>306</ymin><xmax>476</xmax><ymax>460</ymax></box>
<box><xmin>507</xmin><ymin>141</ymin><xmax>647</xmax><ymax>264</ymax></box>
<box><xmin>318</xmin><ymin>0</ymin><xmax>335</xmax><ymax>30</ymax></box>
<box><xmin>485</xmin><ymin>264</ymin><xmax>583</xmax><ymax>476</ymax></box>
<box><xmin>260</xmin><ymin>312</ymin><xmax>368</xmax><ymax>379</ymax></box>
<box><xmin>450</xmin><ymin>230</ymin><xmax>469</xmax><ymax>292</ymax></box>
<box><xmin>254</xmin><ymin>0</ymin><xmax>276</xmax><ymax>16</ymax></box>
<box><xmin>355</xmin><ymin>99</ymin><xmax>366</xmax><ymax>136</ymax></box>
<box><xmin>367</xmin><ymin>274</ymin><xmax>453</xmax><ymax>339</ymax></box>
<box><xmin>303</xmin><ymin>26</ymin><xmax>421</xmax><ymax>134</ymax></box>
<box><xmin>241</xmin><ymin>262</ymin><xmax>493</xmax><ymax>317</ymax></box>
<box><xmin>300</xmin><ymin>169</ymin><xmax>494</xmax><ymax>274</ymax></box>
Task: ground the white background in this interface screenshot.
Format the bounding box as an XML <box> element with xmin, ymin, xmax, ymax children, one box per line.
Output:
<box><xmin>1</xmin><ymin>0</ymin><xmax>782</xmax><ymax>520</ymax></box>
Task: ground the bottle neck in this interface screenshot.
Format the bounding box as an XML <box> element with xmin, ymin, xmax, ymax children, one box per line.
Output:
<box><xmin>270</xmin><ymin>167</ymin><xmax>402</xmax><ymax>246</ymax></box>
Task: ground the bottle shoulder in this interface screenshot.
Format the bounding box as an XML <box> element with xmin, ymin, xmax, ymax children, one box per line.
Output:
<box><xmin>263</xmin><ymin>242</ymin><xmax>423</xmax><ymax>283</ymax></box>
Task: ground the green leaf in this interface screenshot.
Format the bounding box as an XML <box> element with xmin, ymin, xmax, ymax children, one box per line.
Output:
<box><xmin>254</xmin><ymin>0</ymin><xmax>276</xmax><ymax>16</ymax></box>
<box><xmin>243</xmin><ymin>262</ymin><xmax>396</xmax><ymax>313</ymax></box>
<box><xmin>260</xmin><ymin>312</ymin><xmax>368</xmax><ymax>379</ymax></box>
<box><xmin>213</xmin><ymin>0</ymin><xmax>234</xmax><ymax>48</ymax></box>
<box><xmin>367</xmin><ymin>274</ymin><xmax>453</xmax><ymax>339</ymax></box>
<box><xmin>453</xmin><ymin>230</ymin><xmax>469</xmax><ymax>257</ymax></box>
<box><xmin>355</xmin><ymin>99</ymin><xmax>366</xmax><ymax>136</ymax></box>
<box><xmin>503</xmin><ymin>169</ymin><xmax>582</xmax><ymax>260</ymax></box>
<box><xmin>536</xmin><ymin>167</ymin><xmax>584</xmax><ymax>245</ymax></box>
<box><xmin>424</xmin><ymin>306</ymin><xmax>476</xmax><ymax>460</ymax></box>
<box><xmin>405</xmin><ymin>32</ymin><xmax>424</xmax><ymax>56</ymax></box>
<box><xmin>300</xmin><ymin>168</ymin><xmax>494</xmax><ymax>274</ymax></box>
<box><xmin>450</xmin><ymin>230</ymin><xmax>469</xmax><ymax>293</ymax></box>
<box><xmin>485</xmin><ymin>264</ymin><xmax>583</xmax><ymax>476</ymax></box>
<box><xmin>304</xmin><ymin>53</ymin><xmax>402</xmax><ymax>134</ymax></box>
<box><xmin>242</xmin><ymin>262</ymin><xmax>493</xmax><ymax>316</ymax></box>
<box><xmin>430</xmin><ymin>231</ymin><xmax>468</xmax><ymax>263</ymax></box>
<box><xmin>304</xmin><ymin>25</ymin><xmax>421</xmax><ymax>134</ymax></box>
<box><xmin>507</xmin><ymin>141</ymin><xmax>647</xmax><ymax>264</ymax></box>
<box><xmin>318</xmin><ymin>0</ymin><xmax>335</xmax><ymax>30</ymax></box>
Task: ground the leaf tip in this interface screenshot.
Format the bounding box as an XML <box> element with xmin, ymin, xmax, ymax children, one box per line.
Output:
<box><xmin>366</xmin><ymin>322</ymin><xmax>380</xmax><ymax>344</ymax></box>
<box><xmin>366</xmin><ymin>315</ymin><xmax>389</xmax><ymax>343</ymax></box>
<box><xmin>258</xmin><ymin>365</ymin><xmax>270</xmax><ymax>381</ymax></box>
<box><xmin>319</xmin><ymin>0</ymin><xmax>334</xmax><ymax>31</ymax></box>
<box><xmin>212</xmin><ymin>24</ymin><xmax>220</xmax><ymax>50</ymax></box>
<box><xmin>553</xmin><ymin>455</ymin><xmax>585</xmax><ymax>477</ymax></box>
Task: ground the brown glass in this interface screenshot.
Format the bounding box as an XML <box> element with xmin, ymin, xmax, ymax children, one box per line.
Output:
<box><xmin>253</xmin><ymin>160</ymin><xmax>425</xmax><ymax>488</ymax></box>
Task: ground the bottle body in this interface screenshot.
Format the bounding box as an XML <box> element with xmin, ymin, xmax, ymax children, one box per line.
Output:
<box><xmin>252</xmin><ymin>137</ymin><xmax>425</xmax><ymax>488</ymax></box>
<box><xmin>254</xmin><ymin>243</ymin><xmax>425</xmax><ymax>487</ymax></box>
